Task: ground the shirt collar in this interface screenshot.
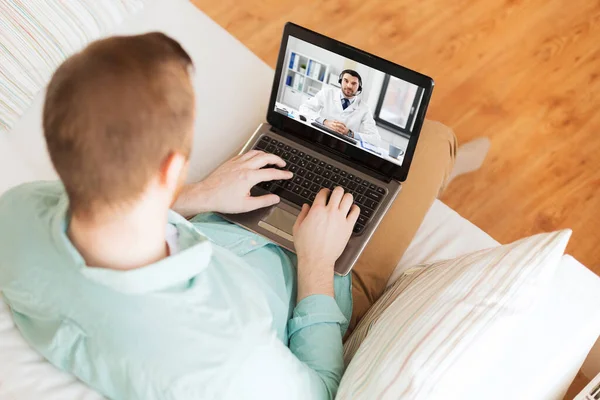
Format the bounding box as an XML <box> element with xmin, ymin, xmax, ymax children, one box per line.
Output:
<box><xmin>52</xmin><ymin>194</ymin><xmax>213</xmax><ymax>294</ymax></box>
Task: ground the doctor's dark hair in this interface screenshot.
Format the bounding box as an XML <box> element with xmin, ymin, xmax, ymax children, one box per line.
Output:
<box><xmin>43</xmin><ymin>32</ymin><xmax>195</xmax><ymax>217</ymax></box>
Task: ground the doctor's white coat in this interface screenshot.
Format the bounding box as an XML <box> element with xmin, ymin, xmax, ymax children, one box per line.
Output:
<box><xmin>299</xmin><ymin>86</ymin><xmax>381</xmax><ymax>145</ymax></box>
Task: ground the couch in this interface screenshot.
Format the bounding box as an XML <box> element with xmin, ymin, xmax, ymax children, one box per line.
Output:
<box><xmin>1</xmin><ymin>1</ymin><xmax>599</xmax><ymax>398</ymax></box>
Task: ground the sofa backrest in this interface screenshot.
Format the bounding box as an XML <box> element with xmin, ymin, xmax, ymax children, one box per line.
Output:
<box><xmin>0</xmin><ymin>0</ymin><xmax>275</xmax><ymax>196</ymax></box>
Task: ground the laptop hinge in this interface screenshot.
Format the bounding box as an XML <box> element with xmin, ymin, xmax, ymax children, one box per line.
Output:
<box><xmin>269</xmin><ymin>126</ymin><xmax>394</xmax><ymax>183</ymax></box>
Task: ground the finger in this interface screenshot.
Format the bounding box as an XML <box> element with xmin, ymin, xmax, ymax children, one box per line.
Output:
<box><xmin>347</xmin><ymin>204</ymin><xmax>360</xmax><ymax>224</ymax></box>
<box><xmin>250</xmin><ymin>168</ymin><xmax>293</xmax><ymax>184</ymax></box>
<box><xmin>339</xmin><ymin>192</ymin><xmax>354</xmax><ymax>214</ymax></box>
<box><xmin>246</xmin><ymin>153</ymin><xmax>286</xmax><ymax>169</ymax></box>
<box><xmin>238</xmin><ymin>149</ymin><xmax>263</xmax><ymax>162</ymax></box>
<box><xmin>328</xmin><ymin>186</ymin><xmax>345</xmax><ymax>208</ymax></box>
<box><xmin>244</xmin><ymin>193</ymin><xmax>281</xmax><ymax>212</ymax></box>
<box><xmin>293</xmin><ymin>203</ymin><xmax>310</xmax><ymax>234</ymax></box>
<box><xmin>313</xmin><ymin>188</ymin><xmax>330</xmax><ymax>207</ymax></box>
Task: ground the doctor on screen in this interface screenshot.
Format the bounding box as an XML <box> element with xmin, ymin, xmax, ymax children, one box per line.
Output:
<box><xmin>299</xmin><ymin>69</ymin><xmax>381</xmax><ymax>144</ymax></box>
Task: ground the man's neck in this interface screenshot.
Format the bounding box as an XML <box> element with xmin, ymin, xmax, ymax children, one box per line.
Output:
<box><xmin>341</xmin><ymin>90</ymin><xmax>356</xmax><ymax>101</ymax></box>
<box><xmin>68</xmin><ymin>201</ymin><xmax>170</xmax><ymax>271</ymax></box>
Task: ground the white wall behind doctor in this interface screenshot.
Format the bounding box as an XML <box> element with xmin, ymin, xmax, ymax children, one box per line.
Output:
<box><xmin>278</xmin><ymin>37</ymin><xmax>376</xmax><ymax>101</ymax></box>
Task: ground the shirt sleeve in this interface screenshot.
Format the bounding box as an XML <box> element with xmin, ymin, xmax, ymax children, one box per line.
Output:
<box><xmin>357</xmin><ymin>106</ymin><xmax>382</xmax><ymax>145</ymax></box>
<box><xmin>286</xmin><ymin>294</ymin><xmax>347</xmax><ymax>397</ymax></box>
<box><xmin>193</xmin><ymin>294</ymin><xmax>347</xmax><ymax>400</ymax></box>
<box><xmin>299</xmin><ymin>89</ymin><xmax>325</xmax><ymax>121</ymax></box>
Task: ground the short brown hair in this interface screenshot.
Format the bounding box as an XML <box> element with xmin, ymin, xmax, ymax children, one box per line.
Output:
<box><xmin>43</xmin><ymin>32</ymin><xmax>195</xmax><ymax>217</ymax></box>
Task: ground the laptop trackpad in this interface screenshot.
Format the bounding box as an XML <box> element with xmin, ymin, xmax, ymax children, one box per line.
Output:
<box><xmin>259</xmin><ymin>207</ymin><xmax>296</xmax><ymax>241</ymax></box>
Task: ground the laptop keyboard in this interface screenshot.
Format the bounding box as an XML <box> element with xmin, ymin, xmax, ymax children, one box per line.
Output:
<box><xmin>253</xmin><ymin>135</ymin><xmax>387</xmax><ymax>235</ymax></box>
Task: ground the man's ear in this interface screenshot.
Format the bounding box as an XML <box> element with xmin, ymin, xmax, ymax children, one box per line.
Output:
<box><xmin>159</xmin><ymin>152</ymin><xmax>187</xmax><ymax>192</ymax></box>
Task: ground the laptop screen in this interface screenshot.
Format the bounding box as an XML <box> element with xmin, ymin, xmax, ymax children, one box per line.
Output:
<box><xmin>267</xmin><ymin>23</ymin><xmax>434</xmax><ymax>181</ymax></box>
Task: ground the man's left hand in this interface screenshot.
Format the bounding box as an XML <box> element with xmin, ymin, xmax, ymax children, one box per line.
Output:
<box><xmin>172</xmin><ymin>150</ymin><xmax>293</xmax><ymax>217</ymax></box>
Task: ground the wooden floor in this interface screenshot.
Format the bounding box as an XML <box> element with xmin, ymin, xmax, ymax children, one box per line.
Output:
<box><xmin>565</xmin><ymin>370</ymin><xmax>591</xmax><ymax>399</ymax></box>
<box><xmin>191</xmin><ymin>0</ymin><xmax>600</xmax><ymax>272</ymax></box>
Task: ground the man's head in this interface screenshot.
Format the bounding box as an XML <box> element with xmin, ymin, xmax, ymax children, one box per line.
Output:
<box><xmin>43</xmin><ymin>32</ymin><xmax>195</xmax><ymax>219</ymax></box>
<box><xmin>339</xmin><ymin>69</ymin><xmax>362</xmax><ymax>98</ymax></box>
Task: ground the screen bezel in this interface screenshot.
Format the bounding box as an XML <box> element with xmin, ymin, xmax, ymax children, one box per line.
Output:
<box><xmin>266</xmin><ymin>22</ymin><xmax>434</xmax><ymax>182</ymax></box>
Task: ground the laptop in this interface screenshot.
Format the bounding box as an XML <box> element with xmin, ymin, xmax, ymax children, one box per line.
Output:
<box><xmin>220</xmin><ymin>22</ymin><xmax>434</xmax><ymax>276</ymax></box>
<box><xmin>310</xmin><ymin>121</ymin><xmax>358</xmax><ymax>144</ymax></box>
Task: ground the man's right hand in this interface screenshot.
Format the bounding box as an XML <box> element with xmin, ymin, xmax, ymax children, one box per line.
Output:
<box><xmin>172</xmin><ymin>150</ymin><xmax>292</xmax><ymax>217</ymax></box>
<box><xmin>324</xmin><ymin>119</ymin><xmax>349</xmax><ymax>135</ymax></box>
<box><xmin>293</xmin><ymin>187</ymin><xmax>360</xmax><ymax>301</ymax></box>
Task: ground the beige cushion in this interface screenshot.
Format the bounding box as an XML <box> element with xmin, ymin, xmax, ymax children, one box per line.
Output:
<box><xmin>338</xmin><ymin>230</ymin><xmax>571</xmax><ymax>400</ymax></box>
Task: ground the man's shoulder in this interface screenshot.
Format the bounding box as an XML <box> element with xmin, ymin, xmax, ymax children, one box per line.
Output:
<box><xmin>356</xmin><ymin>97</ymin><xmax>372</xmax><ymax>111</ymax></box>
<box><xmin>0</xmin><ymin>180</ymin><xmax>66</xmax><ymax>242</ymax></box>
<box><xmin>322</xmin><ymin>86</ymin><xmax>338</xmax><ymax>96</ymax></box>
<box><xmin>0</xmin><ymin>181</ymin><xmax>65</xmax><ymax>214</ymax></box>
<box><xmin>312</xmin><ymin>85</ymin><xmax>335</xmax><ymax>99</ymax></box>
<box><xmin>0</xmin><ymin>181</ymin><xmax>66</xmax><ymax>299</ymax></box>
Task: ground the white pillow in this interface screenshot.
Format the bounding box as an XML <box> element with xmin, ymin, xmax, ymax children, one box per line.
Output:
<box><xmin>0</xmin><ymin>0</ymin><xmax>146</xmax><ymax>134</ymax></box>
<box><xmin>338</xmin><ymin>230</ymin><xmax>571</xmax><ymax>400</ymax></box>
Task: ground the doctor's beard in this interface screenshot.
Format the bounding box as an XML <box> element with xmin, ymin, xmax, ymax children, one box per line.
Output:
<box><xmin>343</xmin><ymin>86</ymin><xmax>357</xmax><ymax>98</ymax></box>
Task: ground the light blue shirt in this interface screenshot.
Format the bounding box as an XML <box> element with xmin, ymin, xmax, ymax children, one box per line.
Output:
<box><xmin>0</xmin><ymin>182</ymin><xmax>353</xmax><ymax>400</ymax></box>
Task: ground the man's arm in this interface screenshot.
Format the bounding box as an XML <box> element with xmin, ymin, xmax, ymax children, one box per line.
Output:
<box><xmin>175</xmin><ymin>187</ymin><xmax>358</xmax><ymax>399</ymax></box>
<box><xmin>227</xmin><ymin>304</ymin><xmax>345</xmax><ymax>400</ymax></box>
<box><xmin>289</xmin><ymin>187</ymin><xmax>359</xmax><ymax>397</ymax></box>
<box><xmin>172</xmin><ymin>151</ymin><xmax>293</xmax><ymax>217</ymax></box>
<box><xmin>172</xmin><ymin>317</ymin><xmax>345</xmax><ymax>400</ymax></box>
<box><xmin>299</xmin><ymin>89</ymin><xmax>325</xmax><ymax>121</ymax></box>
<box><xmin>356</xmin><ymin>107</ymin><xmax>382</xmax><ymax>145</ymax></box>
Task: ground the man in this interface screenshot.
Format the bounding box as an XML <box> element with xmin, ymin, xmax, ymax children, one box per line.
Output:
<box><xmin>299</xmin><ymin>69</ymin><xmax>381</xmax><ymax>144</ymax></box>
<box><xmin>0</xmin><ymin>34</ymin><xmax>456</xmax><ymax>399</ymax></box>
